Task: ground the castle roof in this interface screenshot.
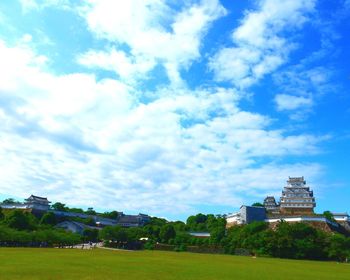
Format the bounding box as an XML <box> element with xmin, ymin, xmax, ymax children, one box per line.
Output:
<box><xmin>25</xmin><ymin>195</ymin><xmax>51</xmax><ymax>203</ymax></box>
<box><xmin>287</xmin><ymin>177</ymin><xmax>305</xmax><ymax>183</ymax></box>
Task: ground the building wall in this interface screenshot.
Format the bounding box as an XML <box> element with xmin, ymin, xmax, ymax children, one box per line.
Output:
<box><xmin>27</xmin><ymin>203</ymin><xmax>50</xmax><ymax>211</ymax></box>
<box><xmin>226</xmin><ymin>213</ymin><xmax>241</xmax><ymax>226</ymax></box>
<box><xmin>226</xmin><ymin>206</ymin><xmax>266</xmax><ymax>227</ymax></box>
<box><xmin>241</xmin><ymin>206</ymin><xmax>266</xmax><ymax>224</ymax></box>
<box><xmin>56</xmin><ymin>221</ymin><xmax>84</xmax><ymax>235</ymax></box>
<box><xmin>280</xmin><ymin>207</ymin><xmax>314</xmax><ymax>215</ymax></box>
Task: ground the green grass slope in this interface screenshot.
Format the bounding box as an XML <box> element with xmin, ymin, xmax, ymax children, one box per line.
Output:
<box><xmin>0</xmin><ymin>248</ymin><xmax>349</xmax><ymax>280</ymax></box>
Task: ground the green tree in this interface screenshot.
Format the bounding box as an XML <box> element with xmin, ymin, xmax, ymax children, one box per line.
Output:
<box><xmin>0</xmin><ymin>207</ymin><xmax>4</xmax><ymax>220</ymax></box>
<box><xmin>126</xmin><ymin>227</ymin><xmax>147</xmax><ymax>241</ymax></box>
<box><xmin>143</xmin><ymin>224</ymin><xmax>161</xmax><ymax>240</ymax></box>
<box><xmin>148</xmin><ymin>217</ymin><xmax>167</xmax><ymax>227</ymax></box>
<box><xmin>51</xmin><ymin>202</ymin><xmax>67</xmax><ymax>212</ymax></box>
<box><xmin>99</xmin><ymin>226</ymin><xmax>128</xmax><ymax>242</ymax></box>
<box><xmin>323</xmin><ymin>211</ymin><xmax>335</xmax><ymax>222</ymax></box>
<box><xmin>4</xmin><ymin>210</ymin><xmax>36</xmax><ymax>230</ymax></box>
<box><xmin>83</xmin><ymin>228</ymin><xmax>99</xmax><ymax>242</ymax></box>
<box><xmin>99</xmin><ymin>211</ymin><xmax>120</xmax><ymax>219</ymax></box>
<box><xmin>186</xmin><ymin>213</ymin><xmax>208</xmax><ymax>231</ymax></box>
<box><xmin>2</xmin><ymin>198</ymin><xmax>18</xmax><ymax>204</ymax></box>
<box><xmin>83</xmin><ymin>217</ymin><xmax>96</xmax><ymax>226</ymax></box>
<box><xmin>113</xmin><ymin>227</ymin><xmax>128</xmax><ymax>242</ymax></box>
<box><xmin>174</xmin><ymin>232</ymin><xmax>191</xmax><ymax>246</ymax></box>
<box><xmin>251</xmin><ymin>202</ymin><xmax>264</xmax><ymax>207</ymax></box>
<box><xmin>160</xmin><ymin>224</ymin><xmax>176</xmax><ymax>243</ymax></box>
<box><xmin>99</xmin><ymin>226</ymin><xmax>115</xmax><ymax>240</ymax></box>
<box><xmin>268</xmin><ymin>222</ymin><xmax>328</xmax><ymax>260</ymax></box>
<box><xmin>210</xmin><ymin>226</ymin><xmax>226</xmax><ymax>244</ymax></box>
<box><xmin>328</xmin><ymin>234</ymin><xmax>350</xmax><ymax>262</ymax></box>
<box><xmin>40</xmin><ymin>212</ymin><xmax>57</xmax><ymax>226</ymax></box>
<box><xmin>171</xmin><ymin>221</ymin><xmax>187</xmax><ymax>232</ymax></box>
<box><xmin>69</xmin><ymin>208</ymin><xmax>84</xmax><ymax>214</ymax></box>
<box><xmin>85</xmin><ymin>207</ymin><xmax>96</xmax><ymax>215</ymax></box>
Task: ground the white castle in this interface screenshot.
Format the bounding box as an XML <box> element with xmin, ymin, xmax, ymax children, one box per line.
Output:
<box><xmin>264</xmin><ymin>177</ymin><xmax>316</xmax><ymax>215</ymax></box>
<box><xmin>226</xmin><ymin>177</ymin><xmax>350</xmax><ymax>233</ymax></box>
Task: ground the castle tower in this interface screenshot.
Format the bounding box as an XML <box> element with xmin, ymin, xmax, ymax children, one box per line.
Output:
<box><xmin>25</xmin><ymin>195</ymin><xmax>51</xmax><ymax>211</ymax></box>
<box><xmin>280</xmin><ymin>177</ymin><xmax>316</xmax><ymax>215</ymax></box>
<box><xmin>263</xmin><ymin>196</ymin><xmax>280</xmax><ymax>214</ymax></box>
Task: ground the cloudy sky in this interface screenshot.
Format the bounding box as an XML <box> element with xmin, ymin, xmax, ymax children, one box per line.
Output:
<box><xmin>0</xmin><ymin>0</ymin><xmax>349</xmax><ymax>220</ymax></box>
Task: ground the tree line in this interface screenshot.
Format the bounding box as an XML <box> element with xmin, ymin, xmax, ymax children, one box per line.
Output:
<box><xmin>50</xmin><ymin>202</ymin><xmax>119</xmax><ymax>219</ymax></box>
<box><xmin>0</xmin><ymin>206</ymin><xmax>349</xmax><ymax>261</ymax></box>
<box><xmin>2</xmin><ymin>198</ymin><xmax>120</xmax><ymax>219</ymax></box>
<box><xmin>0</xmin><ymin>208</ymin><xmax>81</xmax><ymax>247</ymax></box>
<box><xmin>99</xmin><ymin>214</ymin><xmax>350</xmax><ymax>262</ymax></box>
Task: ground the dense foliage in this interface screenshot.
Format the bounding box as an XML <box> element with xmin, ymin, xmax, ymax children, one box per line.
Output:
<box><xmin>97</xmin><ymin>214</ymin><xmax>227</xmax><ymax>250</ymax></box>
<box><xmin>0</xmin><ymin>208</ymin><xmax>81</xmax><ymax>247</ymax></box>
<box><xmin>98</xmin><ymin>214</ymin><xmax>350</xmax><ymax>262</ymax></box>
<box><xmin>0</xmin><ymin>206</ymin><xmax>349</xmax><ymax>261</ymax></box>
<box><xmin>50</xmin><ymin>201</ymin><xmax>119</xmax><ymax>219</ymax></box>
<box><xmin>1</xmin><ymin>198</ymin><xmax>20</xmax><ymax>204</ymax></box>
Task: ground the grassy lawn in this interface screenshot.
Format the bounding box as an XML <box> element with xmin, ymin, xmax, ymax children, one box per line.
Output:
<box><xmin>0</xmin><ymin>248</ymin><xmax>349</xmax><ymax>280</ymax></box>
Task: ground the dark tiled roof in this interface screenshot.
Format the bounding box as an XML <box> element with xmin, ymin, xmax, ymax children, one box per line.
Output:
<box><xmin>118</xmin><ymin>215</ymin><xmax>140</xmax><ymax>224</ymax></box>
<box><xmin>26</xmin><ymin>195</ymin><xmax>50</xmax><ymax>202</ymax></box>
<box><xmin>56</xmin><ymin>221</ymin><xmax>100</xmax><ymax>231</ymax></box>
<box><xmin>189</xmin><ymin>232</ymin><xmax>211</xmax><ymax>237</ymax></box>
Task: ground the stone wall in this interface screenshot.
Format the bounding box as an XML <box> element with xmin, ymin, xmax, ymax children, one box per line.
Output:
<box><xmin>280</xmin><ymin>207</ymin><xmax>314</xmax><ymax>215</ymax></box>
<box><xmin>268</xmin><ymin>220</ymin><xmax>350</xmax><ymax>236</ymax></box>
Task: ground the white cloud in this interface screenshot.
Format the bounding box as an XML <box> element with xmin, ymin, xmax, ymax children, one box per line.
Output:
<box><xmin>209</xmin><ymin>0</ymin><xmax>316</xmax><ymax>88</ymax></box>
<box><xmin>77</xmin><ymin>48</ymin><xmax>156</xmax><ymax>83</ymax></box>
<box><xmin>19</xmin><ymin>0</ymin><xmax>72</xmax><ymax>12</ymax></box>
<box><xmin>20</xmin><ymin>0</ymin><xmax>39</xmax><ymax>12</ymax></box>
<box><xmin>275</xmin><ymin>94</ymin><xmax>313</xmax><ymax>111</ymax></box>
<box><xmin>78</xmin><ymin>0</ymin><xmax>227</xmax><ymax>85</ymax></box>
<box><xmin>21</xmin><ymin>34</ymin><xmax>33</xmax><ymax>43</ymax></box>
<box><xmin>272</xmin><ymin>66</ymin><xmax>333</xmax><ymax>119</ymax></box>
<box><xmin>0</xmin><ymin>39</ymin><xmax>327</xmax><ymax>216</ymax></box>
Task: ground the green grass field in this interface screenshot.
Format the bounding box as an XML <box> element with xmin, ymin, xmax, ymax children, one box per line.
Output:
<box><xmin>0</xmin><ymin>248</ymin><xmax>349</xmax><ymax>280</ymax></box>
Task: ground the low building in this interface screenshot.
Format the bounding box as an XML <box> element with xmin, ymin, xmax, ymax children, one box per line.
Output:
<box><xmin>0</xmin><ymin>195</ymin><xmax>51</xmax><ymax>213</ymax></box>
<box><xmin>116</xmin><ymin>213</ymin><xmax>150</xmax><ymax>227</ymax></box>
<box><xmin>331</xmin><ymin>213</ymin><xmax>350</xmax><ymax>232</ymax></box>
<box><xmin>0</xmin><ymin>202</ymin><xmax>28</xmax><ymax>210</ymax></box>
<box><xmin>241</xmin><ymin>205</ymin><xmax>266</xmax><ymax>224</ymax></box>
<box><xmin>226</xmin><ymin>212</ymin><xmax>242</xmax><ymax>226</ymax></box>
<box><xmin>189</xmin><ymin>232</ymin><xmax>210</xmax><ymax>238</ymax></box>
<box><xmin>226</xmin><ymin>205</ymin><xmax>266</xmax><ymax>227</ymax></box>
<box><xmin>1</xmin><ymin>194</ymin><xmax>150</xmax><ymax>228</ymax></box>
<box><xmin>52</xmin><ymin>210</ymin><xmax>118</xmax><ymax>227</ymax></box>
<box><xmin>331</xmin><ymin>213</ymin><xmax>350</xmax><ymax>222</ymax></box>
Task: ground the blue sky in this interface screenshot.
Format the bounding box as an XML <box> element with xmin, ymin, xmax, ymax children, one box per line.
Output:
<box><xmin>0</xmin><ymin>0</ymin><xmax>349</xmax><ymax>220</ymax></box>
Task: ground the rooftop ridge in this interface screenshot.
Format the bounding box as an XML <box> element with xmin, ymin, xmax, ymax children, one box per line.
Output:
<box><xmin>26</xmin><ymin>194</ymin><xmax>49</xmax><ymax>200</ymax></box>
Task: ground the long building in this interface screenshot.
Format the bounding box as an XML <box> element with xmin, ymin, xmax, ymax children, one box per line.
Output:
<box><xmin>1</xmin><ymin>195</ymin><xmax>50</xmax><ymax>212</ymax></box>
<box><xmin>226</xmin><ymin>205</ymin><xmax>266</xmax><ymax>227</ymax></box>
<box><xmin>0</xmin><ymin>194</ymin><xmax>150</xmax><ymax>228</ymax></box>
